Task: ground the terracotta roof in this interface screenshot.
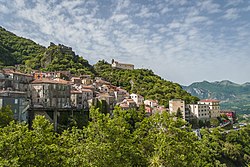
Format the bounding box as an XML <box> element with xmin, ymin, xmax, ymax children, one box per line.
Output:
<box><xmin>71</xmin><ymin>90</ymin><xmax>82</xmax><ymax>94</ymax></box>
<box><xmin>31</xmin><ymin>78</ymin><xmax>69</xmax><ymax>85</ymax></box>
<box><xmin>82</xmin><ymin>89</ymin><xmax>93</xmax><ymax>92</ymax></box>
<box><xmin>199</xmin><ymin>99</ymin><xmax>220</xmax><ymax>103</ymax></box>
<box><xmin>3</xmin><ymin>70</ymin><xmax>33</xmax><ymax>77</ymax></box>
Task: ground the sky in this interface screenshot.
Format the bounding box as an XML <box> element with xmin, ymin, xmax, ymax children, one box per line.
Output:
<box><xmin>0</xmin><ymin>0</ymin><xmax>250</xmax><ymax>85</ymax></box>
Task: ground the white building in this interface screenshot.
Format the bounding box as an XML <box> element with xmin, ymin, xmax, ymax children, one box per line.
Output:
<box><xmin>130</xmin><ymin>93</ymin><xmax>144</xmax><ymax>107</ymax></box>
<box><xmin>111</xmin><ymin>59</ymin><xmax>134</xmax><ymax>70</ymax></box>
<box><xmin>187</xmin><ymin>104</ymin><xmax>210</xmax><ymax>122</ymax></box>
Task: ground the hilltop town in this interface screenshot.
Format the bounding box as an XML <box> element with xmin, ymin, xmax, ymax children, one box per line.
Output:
<box><xmin>0</xmin><ymin>60</ymin><xmax>236</xmax><ymax>130</ymax></box>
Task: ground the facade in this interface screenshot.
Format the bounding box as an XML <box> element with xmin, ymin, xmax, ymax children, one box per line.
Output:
<box><xmin>0</xmin><ymin>90</ymin><xmax>30</xmax><ymax>122</ymax></box>
<box><xmin>70</xmin><ymin>90</ymin><xmax>89</xmax><ymax>109</ymax></box>
<box><xmin>119</xmin><ymin>98</ymin><xmax>137</xmax><ymax>110</ymax></box>
<box><xmin>130</xmin><ymin>93</ymin><xmax>144</xmax><ymax>107</ymax></box>
<box><xmin>169</xmin><ymin>99</ymin><xmax>186</xmax><ymax>119</ymax></box>
<box><xmin>111</xmin><ymin>59</ymin><xmax>134</xmax><ymax>70</ymax></box>
<box><xmin>144</xmin><ymin>99</ymin><xmax>158</xmax><ymax>108</ymax></box>
<box><xmin>30</xmin><ymin>78</ymin><xmax>71</xmax><ymax>108</ymax></box>
<box><xmin>198</xmin><ymin>99</ymin><xmax>220</xmax><ymax>118</ymax></box>
<box><xmin>2</xmin><ymin>70</ymin><xmax>33</xmax><ymax>93</ymax></box>
<box><xmin>187</xmin><ymin>104</ymin><xmax>210</xmax><ymax>122</ymax></box>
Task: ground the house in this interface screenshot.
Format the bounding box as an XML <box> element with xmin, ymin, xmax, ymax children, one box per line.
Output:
<box><xmin>130</xmin><ymin>93</ymin><xmax>144</xmax><ymax>107</ymax></box>
<box><xmin>119</xmin><ymin>98</ymin><xmax>137</xmax><ymax>110</ymax></box>
<box><xmin>81</xmin><ymin>75</ymin><xmax>93</xmax><ymax>85</ymax></box>
<box><xmin>97</xmin><ymin>93</ymin><xmax>115</xmax><ymax>110</ymax></box>
<box><xmin>114</xmin><ymin>87</ymin><xmax>129</xmax><ymax>103</ymax></box>
<box><xmin>30</xmin><ymin>78</ymin><xmax>71</xmax><ymax>109</ymax></box>
<box><xmin>111</xmin><ymin>59</ymin><xmax>134</xmax><ymax>70</ymax></box>
<box><xmin>198</xmin><ymin>99</ymin><xmax>220</xmax><ymax>118</ymax></box>
<box><xmin>144</xmin><ymin>99</ymin><xmax>158</xmax><ymax>108</ymax></box>
<box><xmin>71</xmin><ymin>77</ymin><xmax>82</xmax><ymax>85</ymax></box>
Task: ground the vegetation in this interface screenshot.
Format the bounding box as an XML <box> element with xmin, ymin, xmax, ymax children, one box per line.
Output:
<box><xmin>0</xmin><ymin>26</ymin><xmax>95</xmax><ymax>75</ymax></box>
<box><xmin>94</xmin><ymin>60</ymin><xmax>199</xmax><ymax>107</ymax></box>
<box><xmin>0</xmin><ymin>26</ymin><xmax>45</xmax><ymax>67</ymax></box>
<box><xmin>0</xmin><ymin>107</ymin><xmax>250</xmax><ymax>166</ymax></box>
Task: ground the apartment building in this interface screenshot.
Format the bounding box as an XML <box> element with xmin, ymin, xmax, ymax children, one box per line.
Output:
<box><xmin>187</xmin><ymin>104</ymin><xmax>210</xmax><ymax>122</ymax></box>
<box><xmin>198</xmin><ymin>99</ymin><xmax>220</xmax><ymax>118</ymax></box>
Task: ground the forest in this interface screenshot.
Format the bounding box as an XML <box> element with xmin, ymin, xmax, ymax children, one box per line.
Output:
<box><xmin>0</xmin><ymin>106</ymin><xmax>250</xmax><ymax>167</ymax></box>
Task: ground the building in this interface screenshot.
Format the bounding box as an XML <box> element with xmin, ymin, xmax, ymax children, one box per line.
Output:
<box><xmin>144</xmin><ymin>99</ymin><xmax>158</xmax><ymax>108</ymax></box>
<box><xmin>111</xmin><ymin>59</ymin><xmax>134</xmax><ymax>70</ymax></box>
<box><xmin>220</xmin><ymin>110</ymin><xmax>236</xmax><ymax>123</ymax></box>
<box><xmin>2</xmin><ymin>69</ymin><xmax>33</xmax><ymax>93</ymax></box>
<box><xmin>81</xmin><ymin>75</ymin><xmax>93</xmax><ymax>85</ymax></box>
<box><xmin>30</xmin><ymin>78</ymin><xmax>71</xmax><ymax>109</ymax></box>
<box><xmin>187</xmin><ymin>104</ymin><xmax>210</xmax><ymax>122</ymax></box>
<box><xmin>119</xmin><ymin>98</ymin><xmax>137</xmax><ymax>110</ymax></box>
<box><xmin>70</xmin><ymin>90</ymin><xmax>89</xmax><ymax>110</ymax></box>
<box><xmin>198</xmin><ymin>99</ymin><xmax>220</xmax><ymax>118</ymax></box>
<box><xmin>169</xmin><ymin>99</ymin><xmax>186</xmax><ymax>118</ymax></box>
<box><xmin>0</xmin><ymin>90</ymin><xmax>30</xmax><ymax>122</ymax></box>
<box><xmin>130</xmin><ymin>93</ymin><xmax>144</xmax><ymax>107</ymax></box>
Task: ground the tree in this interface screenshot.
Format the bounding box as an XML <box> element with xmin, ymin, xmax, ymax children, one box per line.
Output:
<box><xmin>0</xmin><ymin>106</ymin><xmax>14</xmax><ymax>127</ymax></box>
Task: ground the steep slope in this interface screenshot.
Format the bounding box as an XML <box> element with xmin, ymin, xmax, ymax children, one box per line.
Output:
<box><xmin>0</xmin><ymin>26</ymin><xmax>45</xmax><ymax>66</ymax></box>
<box><xmin>0</xmin><ymin>26</ymin><xmax>95</xmax><ymax>75</ymax></box>
<box><xmin>26</xmin><ymin>43</ymin><xmax>95</xmax><ymax>75</ymax></box>
<box><xmin>94</xmin><ymin>60</ymin><xmax>199</xmax><ymax>106</ymax></box>
<box><xmin>183</xmin><ymin>80</ymin><xmax>250</xmax><ymax>114</ymax></box>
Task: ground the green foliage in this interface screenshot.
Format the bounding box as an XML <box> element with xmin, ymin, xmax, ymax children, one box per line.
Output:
<box><xmin>0</xmin><ymin>26</ymin><xmax>45</xmax><ymax>67</ymax></box>
<box><xmin>94</xmin><ymin>60</ymin><xmax>199</xmax><ymax>106</ymax></box>
<box><xmin>0</xmin><ymin>106</ymin><xmax>14</xmax><ymax>127</ymax></box>
<box><xmin>0</xmin><ymin>110</ymin><xmax>250</xmax><ymax>166</ymax></box>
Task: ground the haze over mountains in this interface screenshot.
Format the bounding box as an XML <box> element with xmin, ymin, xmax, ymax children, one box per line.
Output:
<box><xmin>183</xmin><ymin>80</ymin><xmax>250</xmax><ymax>114</ymax></box>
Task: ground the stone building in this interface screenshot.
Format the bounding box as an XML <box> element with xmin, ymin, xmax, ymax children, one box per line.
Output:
<box><xmin>30</xmin><ymin>78</ymin><xmax>71</xmax><ymax>108</ymax></box>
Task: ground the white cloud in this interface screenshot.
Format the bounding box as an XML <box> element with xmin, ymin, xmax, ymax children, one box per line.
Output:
<box><xmin>223</xmin><ymin>8</ymin><xmax>239</xmax><ymax>20</ymax></box>
<box><xmin>0</xmin><ymin>0</ymin><xmax>250</xmax><ymax>85</ymax></box>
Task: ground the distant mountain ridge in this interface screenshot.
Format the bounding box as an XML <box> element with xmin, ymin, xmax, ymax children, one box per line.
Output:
<box><xmin>183</xmin><ymin>80</ymin><xmax>250</xmax><ymax>114</ymax></box>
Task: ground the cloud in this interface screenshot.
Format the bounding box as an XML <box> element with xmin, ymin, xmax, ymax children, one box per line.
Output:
<box><xmin>222</xmin><ymin>8</ymin><xmax>239</xmax><ymax>20</ymax></box>
<box><xmin>0</xmin><ymin>0</ymin><xmax>250</xmax><ymax>85</ymax></box>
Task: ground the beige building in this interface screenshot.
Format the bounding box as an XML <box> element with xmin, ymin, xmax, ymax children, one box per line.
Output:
<box><xmin>187</xmin><ymin>104</ymin><xmax>210</xmax><ymax>122</ymax></box>
<box><xmin>198</xmin><ymin>99</ymin><xmax>220</xmax><ymax>118</ymax></box>
<box><xmin>30</xmin><ymin>78</ymin><xmax>71</xmax><ymax>108</ymax></box>
<box><xmin>111</xmin><ymin>59</ymin><xmax>134</xmax><ymax>70</ymax></box>
<box><xmin>169</xmin><ymin>99</ymin><xmax>185</xmax><ymax>118</ymax></box>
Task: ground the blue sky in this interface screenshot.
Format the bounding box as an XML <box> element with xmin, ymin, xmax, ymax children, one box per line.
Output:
<box><xmin>0</xmin><ymin>0</ymin><xmax>250</xmax><ymax>85</ymax></box>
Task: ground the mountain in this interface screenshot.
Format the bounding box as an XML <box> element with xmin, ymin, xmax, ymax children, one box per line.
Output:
<box><xmin>183</xmin><ymin>80</ymin><xmax>250</xmax><ymax>114</ymax></box>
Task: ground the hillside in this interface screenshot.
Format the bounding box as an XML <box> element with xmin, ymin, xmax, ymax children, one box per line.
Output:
<box><xmin>183</xmin><ymin>80</ymin><xmax>250</xmax><ymax>114</ymax></box>
<box><xmin>94</xmin><ymin>60</ymin><xmax>199</xmax><ymax>106</ymax></box>
<box><xmin>0</xmin><ymin>26</ymin><xmax>95</xmax><ymax>75</ymax></box>
<box><xmin>0</xmin><ymin>26</ymin><xmax>45</xmax><ymax>66</ymax></box>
